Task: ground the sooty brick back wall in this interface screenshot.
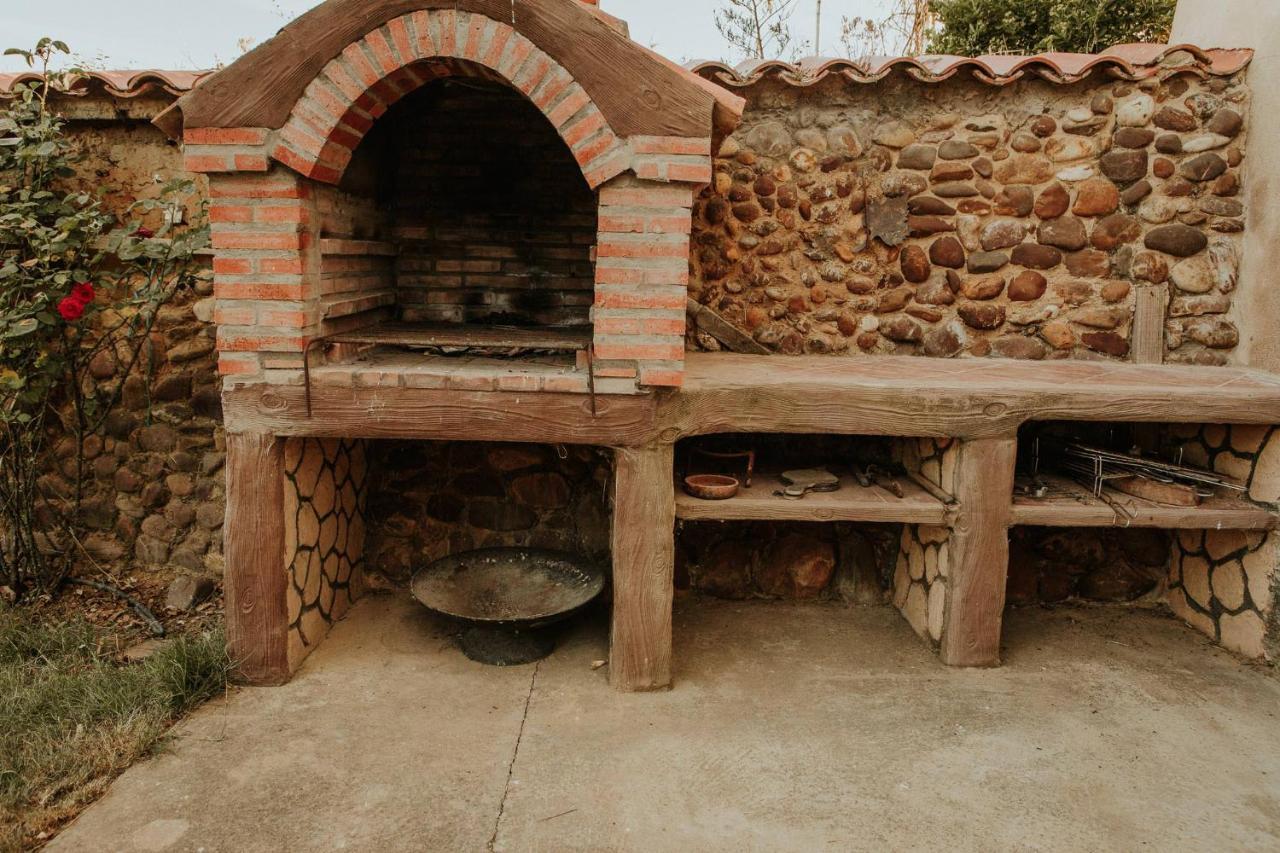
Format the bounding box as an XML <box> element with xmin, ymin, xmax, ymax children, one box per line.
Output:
<box><xmin>384</xmin><ymin>79</ymin><xmax>598</xmax><ymax>327</ymax></box>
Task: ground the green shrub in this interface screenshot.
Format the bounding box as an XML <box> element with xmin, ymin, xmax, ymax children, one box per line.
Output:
<box><xmin>928</xmin><ymin>0</ymin><xmax>1177</xmax><ymax>56</ymax></box>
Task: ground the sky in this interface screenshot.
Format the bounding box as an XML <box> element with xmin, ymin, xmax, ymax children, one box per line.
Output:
<box><xmin>0</xmin><ymin>0</ymin><xmax>892</xmax><ymax>73</ymax></box>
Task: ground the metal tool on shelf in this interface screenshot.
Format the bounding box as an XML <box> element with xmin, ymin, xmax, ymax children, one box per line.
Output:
<box><xmin>773</xmin><ymin>468</ymin><xmax>841</xmax><ymax>500</ymax></box>
<box><xmin>1030</xmin><ymin>436</ymin><xmax>1244</xmax><ymax>508</ymax></box>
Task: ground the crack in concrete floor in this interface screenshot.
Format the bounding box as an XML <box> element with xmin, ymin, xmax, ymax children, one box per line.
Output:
<box><xmin>489</xmin><ymin>660</ymin><xmax>539</xmax><ymax>852</ymax></box>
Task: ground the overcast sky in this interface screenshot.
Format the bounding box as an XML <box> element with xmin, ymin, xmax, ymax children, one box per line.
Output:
<box><xmin>0</xmin><ymin>0</ymin><xmax>894</xmax><ymax>73</ymax></box>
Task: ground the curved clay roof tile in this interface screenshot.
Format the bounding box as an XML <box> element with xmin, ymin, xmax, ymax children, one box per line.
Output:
<box><xmin>0</xmin><ymin>69</ymin><xmax>210</xmax><ymax>99</ymax></box>
<box><xmin>688</xmin><ymin>43</ymin><xmax>1252</xmax><ymax>88</ymax></box>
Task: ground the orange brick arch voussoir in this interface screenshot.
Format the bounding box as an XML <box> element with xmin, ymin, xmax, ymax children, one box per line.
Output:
<box><xmin>270</xmin><ymin>9</ymin><xmax>630</xmax><ymax>189</ymax></box>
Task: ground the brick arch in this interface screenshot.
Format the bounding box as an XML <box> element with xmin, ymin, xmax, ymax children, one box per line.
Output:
<box><xmin>270</xmin><ymin>9</ymin><xmax>629</xmax><ymax>189</ymax></box>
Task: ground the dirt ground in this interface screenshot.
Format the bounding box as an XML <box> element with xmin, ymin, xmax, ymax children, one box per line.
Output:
<box><xmin>47</xmin><ymin>594</ymin><xmax>1280</xmax><ymax>852</ymax></box>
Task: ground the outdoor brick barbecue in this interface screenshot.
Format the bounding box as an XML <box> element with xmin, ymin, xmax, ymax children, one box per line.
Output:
<box><xmin>148</xmin><ymin>0</ymin><xmax>1280</xmax><ymax>689</ymax></box>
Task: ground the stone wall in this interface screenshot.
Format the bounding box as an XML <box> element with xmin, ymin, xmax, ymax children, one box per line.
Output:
<box><xmin>1166</xmin><ymin>424</ymin><xmax>1280</xmax><ymax>657</ymax></box>
<box><xmin>41</xmin><ymin>111</ymin><xmax>225</xmax><ymax>588</ymax></box>
<box><xmin>679</xmin><ymin>521</ymin><xmax>898</xmax><ymax>601</ymax></box>
<box><xmin>364</xmin><ymin>442</ymin><xmax>612</xmax><ymax>586</ymax></box>
<box><xmin>283</xmin><ymin>438</ymin><xmax>369</xmax><ymax>669</ymax></box>
<box><xmin>690</xmin><ymin>69</ymin><xmax>1249</xmax><ymax>364</ymax></box>
<box><xmin>892</xmin><ymin>438</ymin><xmax>956</xmax><ymax>645</ymax></box>
<box><xmin>1007</xmin><ymin>528</ymin><xmax>1170</xmax><ymax>604</ymax></box>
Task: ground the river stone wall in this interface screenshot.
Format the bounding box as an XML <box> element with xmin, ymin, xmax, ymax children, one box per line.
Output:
<box><xmin>690</xmin><ymin>70</ymin><xmax>1249</xmax><ymax>364</ymax></box>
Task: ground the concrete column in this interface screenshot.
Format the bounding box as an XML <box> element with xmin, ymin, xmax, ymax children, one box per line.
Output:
<box><xmin>1173</xmin><ymin>1</ymin><xmax>1280</xmax><ymax>372</ymax></box>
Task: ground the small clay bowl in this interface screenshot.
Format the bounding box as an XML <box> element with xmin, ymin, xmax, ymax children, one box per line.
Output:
<box><xmin>684</xmin><ymin>474</ymin><xmax>740</xmax><ymax>500</ymax></box>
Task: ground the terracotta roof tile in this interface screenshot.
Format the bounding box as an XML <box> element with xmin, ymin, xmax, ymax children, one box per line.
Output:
<box><xmin>0</xmin><ymin>70</ymin><xmax>210</xmax><ymax>99</ymax></box>
<box><xmin>688</xmin><ymin>43</ymin><xmax>1252</xmax><ymax>88</ymax></box>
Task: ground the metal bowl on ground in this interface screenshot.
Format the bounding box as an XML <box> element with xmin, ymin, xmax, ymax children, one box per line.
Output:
<box><xmin>411</xmin><ymin>547</ymin><xmax>606</xmax><ymax>666</ymax></box>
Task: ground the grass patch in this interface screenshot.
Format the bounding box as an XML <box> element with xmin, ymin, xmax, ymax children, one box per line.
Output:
<box><xmin>0</xmin><ymin>607</ymin><xmax>231</xmax><ymax>850</ymax></box>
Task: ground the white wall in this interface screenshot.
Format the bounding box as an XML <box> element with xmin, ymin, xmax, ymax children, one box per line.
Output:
<box><xmin>1173</xmin><ymin>0</ymin><xmax>1280</xmax><ymax>371</ymax></box>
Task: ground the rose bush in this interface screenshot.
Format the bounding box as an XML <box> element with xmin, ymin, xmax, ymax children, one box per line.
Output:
<box><xmin>0</xmin><ymin>39</ymin><xmax>209</xmax><ymax>595</ymax></box>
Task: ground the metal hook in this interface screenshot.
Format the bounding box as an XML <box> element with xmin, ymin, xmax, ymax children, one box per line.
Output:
<box><xmin>555</xmin><ymin>444</ymin><xmax>568</xmax><ymax>460</ymax></box>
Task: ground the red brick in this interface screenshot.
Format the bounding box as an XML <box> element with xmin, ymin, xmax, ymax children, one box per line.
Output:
<box><xmin>259</xmin><ymin>257</ymin><xmax>306</xmax><ymax>275</ymax></box>
<box><xmin>495</xmin><ymin>374</ymin><xmax>543</xmax><ymax>392</ymax></box>
<box><xmin>184</xmin><ymin>153</ymin><xmax>230</xmax><ymax>173</ymax></box>
<box><xmin>257</xmin><ymin>205</ymin><xmax>308</xmax><ymax>224</ymax></box>
<box><xmin>590</xmin><ymin>364</ymin><xmax>639</xmax><ymax>379</ymax></box>
<box><xmin>593</xmin><ymin>289</ymin><xmax>686</xmax><ymax>309</ymax></box>
<box><xmin>272</xmin><ymin>142</ymin><xmax>315</xmax><ymax>177</ymax></box>
<box><xmin>599</xmin><ymin>185</ymin><xmax>694</xmax><ymax>208</ymax></box>
<box><xmin>411</xmin><ymin>10</ymin><xmax>435</xmax><ymax>55</ymax></box>
<box><xmin>272</xmin><ymin>143</ymin><xmax>341</xmax><ymax>184</ymax></box>
<box><xmin>212</xmin><ymin>257</ymin><xmax>253</xmax><ymax>275</ymax></box>
<box><xmin>594</xmin><ymin>316</ymin><xmax>686</xmax><ymax>336</ymax></box>
<box><xmin>342</xmin><ymin>43</ymin><xmax>382</xmax><ymax>87</ymax></box>
<box><xmin>562</xmin><ymin>110</ymin><xmax>606</xmax><ymax>149</ymax></box>
<box><xmin>583</xmin><ymin>152</ymin><xmax>632</xmax><ymax>189</ymax></box>
<box><xmin>212</xmin><ymin>231</ymin><xmax>305</xmax><ymax>251</ymax></box>
<box><xmin>217</xmin><ymin>332</ymin><xmax>307</xmax><ymax>353</ymax></box>
<box><xmin>462</xmin><ymin>14</ymin><xmax>485</xmax><ymax>59</ymax></box>
<box><xmin>388</xmin><ymin>64</ymin><xmax>425</xmax><ymax>92</ymax></box>
<box><xmin>233</xmin><ymin>154</ymin><xmax>270</xmax><ymax>171</ymax></box>
<box><xmin>388</xmin><ymin>16</ymin><xmax>415</xmax><ymax>61</ymax></box>
<box><xmin>632</xmin><ymin>136</ymin><xmax>711</xmax><ymax>156</ymax></box>
<box><xmin>213</xmin><ymin>307</ymin><xmax>255</xmax><ymax>325</ymax></box>
<box><xmin>594</xmin><ymin>264</ymin><xmax>689</xmax><ymax>286</ymax></box>
<box><xmin>367</xmin><ymin>29</ymin><xmax>400</xmax><ymax>75</ymax></box>
<box><xmin>499</xmin><ymin>36</ymin><xmax>534</xmax><ymax>80</ymax></box>
<box><xmin>594</xmin><ymin>342</ymin><xmax>686</xmax><ymax>362</ymax></box>
<box><xmin>542</xmin><ymin>375</ymin><xmax>590</xmax><ymax>394</ymax></box>
<box><xmin>547</xmin><ymin>88</ymin><xmax>590</xmax><ymax>129</ymax></box>
<box><xmin>322</xmin><ymin>60</ymin><xmax>365</xmax><ymax>103</ymax></box>
<box><xmin>667</xmin><ymin>162</ymin><xmax>714</xmax><ymax>184</ymax></box>
<box><xmin>280</xmin><ymin>121</ymin><xmax>325</xmax><ymax>158</ymax></box>
<box><xmin>596</xmin><ymin>237</ymin><xmax>688</xmax><ymax>259</ymax></box>
<box><xmin>516</xmin><ymin>54</ymin><xmax>553</xmax><ymax>97</ymax></box>
<box><xmin>218</xmin><ymin>355</ymin><xmax>261</xmax><ymax>376</ymax></box>
<box><xmin>533</xmin><ymin>70</ymin><xmax>572</xmax><ymax>111</ymax></box>
<box><xmin>445</xmin><ymin>373</ymin><xmax>497</xmax><ymax>392</ymax></box>
<box><xmin>339</xmin><ymin>108</ymin><xmax>374</xmax><ymax>135</ymax></box>
<box><xmin>482</xmin><ymin>23</ymin><xmax>513</xmax><ymax>66</ymax></box>
<box><xmin>209</xmin><ymin>175</ymin><xmax>305</xmax><ymax>200</ymax></box>
<box><xmin>209</xmin><ymin>205</ymin><xmax>253</xmax><ymax>224</ymax></box>
<box><xmin>259</xmin><ymin>310</ymin><xmax>312</xmax><ymax>328</ymax></box>
<box><xmin>639</xmin><ymin>367</ymin><xmax>685</xmax><ymax>387</ymax></box>
<box><xmin>215</xmin><ymin>282</ymin><xmax>306</xmax><ymax>300</ymax></box>
<box><xmin>437</xmin><ymin>8</ymin><xmax>457</xmax><ymax>54</ymax></box>
<box><xmin>573</xmin><ymin>132</ymin><xmax>616</xmax><ymax>169</ymax></box>
<box><xmin>184</xmin><ymin>127</ymin><xmax>268</xmax><ymax>146</ymax></box>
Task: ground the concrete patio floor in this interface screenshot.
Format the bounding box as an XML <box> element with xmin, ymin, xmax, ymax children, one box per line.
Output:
<box><xmin>50</xmin><ymin>594</ymin><xmax>1280</xmax><ymax>852</ymax></box>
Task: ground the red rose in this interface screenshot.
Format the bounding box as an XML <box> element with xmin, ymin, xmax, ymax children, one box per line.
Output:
<box><xmin>71</xmin><ymin>282</ymin><xmax>95</xmax><ymax>304</ymax></box>
<box><xmin>58</xmin><ymin>296</ymin><xmax>87</xmax><ymax>322</ymax></box>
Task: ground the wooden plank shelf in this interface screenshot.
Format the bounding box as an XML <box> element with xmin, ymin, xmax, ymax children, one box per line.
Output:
<box><xmin>674</xmin><ymin>470</ymin><xmax>951</xmax><ymax>525</ymax></box>
<box><xmin>1011</xmin><ymin>474</ymin><xmax>1276</xmax><ymax>530</ymax></box>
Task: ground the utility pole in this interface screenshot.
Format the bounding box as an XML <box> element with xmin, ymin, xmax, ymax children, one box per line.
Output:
<box><xmin>815</xmin><ymin>0</ymin><xmax>822</xmax><ymax>55</ymax></box>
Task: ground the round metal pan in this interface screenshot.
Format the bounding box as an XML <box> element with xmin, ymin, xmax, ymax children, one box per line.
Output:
<box><xmin>411</xmin><ymin>547</ymin><xmax>606</xmax><ymax>628</ymax></box>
